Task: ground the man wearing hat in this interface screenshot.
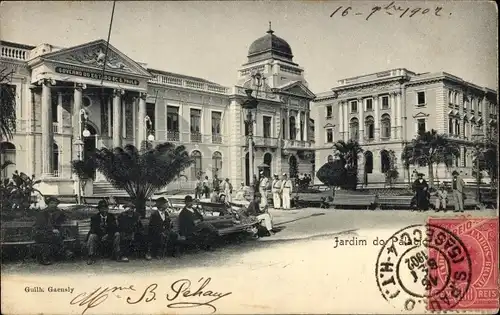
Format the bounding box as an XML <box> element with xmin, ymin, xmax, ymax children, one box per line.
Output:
<box><xmin>259</xmin><ymin>171</ymin><xmax>270</xmax><ymax>209</ymax></box>
<box><xmin>33</xmin><ymin>196</ymin><xmax>67</xmax><ymax>265</ymax></box>
<box><xmin>178</xmin><ymin>195</ymin><xmax>220</xmax><ymax>250</ymax></box>
<box><xmin>87</xmin><ymin>199</ymin><xmax>121</xmax><ymax>265</ymax></box>
<box><xmin>117</xmin><ymin>203</ymin><xmax>143</xmax><ymax>262</ymax></box>
<box><xmin>412</xmin><ymin>173</ymin><xmax>429</xmax><ymax>211</ymax></box>
<box><xmin>281</xmin><ymin>173</ymin><xmax>293</xmax><ymax>210</ymax></box>
<box><xmin>146</xmin><ymin>197</ymin><xmax>178</xmax><ymax>260</ymax></box>
<box><xmin>451</xmin><ymin>170</ymin><xmax>465</xmax><ymax>212</ymax></box>
<box><xmin>244</xmin><ymin>192</ymin><xmax>274</xmax><ymax>236</ymax></box>
<box><xmin>271</xmin><ymin>174</ymin><xmax>282</xmax><ymax>209</ymax></box>
<box><xmin>434</xmin><ymin>183</ymin><xmax>449</xmax><ymax>212</ymax></box>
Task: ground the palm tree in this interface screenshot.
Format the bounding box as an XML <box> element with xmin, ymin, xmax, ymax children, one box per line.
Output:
<box><xmin>402</xmin><ymin>129</ymin><xmax>459</xmax><ymax>188</ymax></box>
<box><xmin>332</xmin><ymin>139</ymin><xmax>363</xmax><ymax>190</ymax></box>
<box><xmin>72</xmin><ymin>142</ymin><xmax>193</xmax><ymax>217</ymax></box>
<box><xmin>0</xmin><ymin>68</ymin><xmax>17</xmax><ymax>141</ymax></box>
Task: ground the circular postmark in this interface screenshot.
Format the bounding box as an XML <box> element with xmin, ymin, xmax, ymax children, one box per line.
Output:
<box><xmin>375</xmin><ymin>224</ymin><xmax>472</xmax><ymax>311</ymax></box>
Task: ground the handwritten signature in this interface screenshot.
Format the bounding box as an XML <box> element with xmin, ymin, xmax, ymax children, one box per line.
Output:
<box><xmin>330</xmin><ymin>1</ymin><xmax>450</xmax><ymax>21</ymax></box>
<box><xmin>69</xmin><ymin>277</ymin><xmax>231</xmax><ymax>315</ymax></box>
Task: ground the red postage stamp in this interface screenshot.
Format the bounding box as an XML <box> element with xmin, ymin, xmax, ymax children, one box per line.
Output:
<box><xmin>426</xmin><ymin>217</ymin><xmax>499</xmax><ymax>311</ymax></box>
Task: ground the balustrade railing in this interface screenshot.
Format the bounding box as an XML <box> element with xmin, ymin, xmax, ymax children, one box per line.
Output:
<box><xmin>1</xmin><ymin>46</ymin><xmax>30</xmax><ymax>61</ymax></box>
<box><xmin>149</xmin><ymin>73</ymin><xmax>229</xmax><ymax>94</ymax></box>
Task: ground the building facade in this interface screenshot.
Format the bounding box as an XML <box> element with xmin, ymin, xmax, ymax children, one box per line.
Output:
<box><xmin>313</xmin><ymin>68</ymin><xmax>498</xmax><ymax>186</ymax></box>
<box><xmin>0</xmin><ymin>26</ymin><xmax>316</xmax><ymax>196</ymax></box>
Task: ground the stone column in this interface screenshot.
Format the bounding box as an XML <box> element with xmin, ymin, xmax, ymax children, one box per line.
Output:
<box><xmin>396</xmin><ymin>92</ymin><xmax>402</xmax><ymax>140</ymax></box>
<box><xmin>295</xmin><ymin>111</ymin><xmax>300</xmax><ymax>141</ymax></box>
<box><xmin>113</xmin><ymin>89</ymin><xmax>123</xmax><ymax>148</ymax></box>
<box><xmin>304</xmin><ymin>111</ymin><xmax>309</xmax><ymax>141</ymax></box>
<box><xmin>374</xmin><ymin>95</ymin><xmax>380</xmax><ymax>141</ymax></box>
<box><xmin>358</xmin><ymin>98</ymin><xmax>364</xmax><ymax>144</ymax></box>
<box><xmin>339</xmin><ymin>101</ymin><xmax>344</xmax><ymax>141</ymax></box>
<box><xmin>482</xmin><ymin>95</ymin><xmax>488</xmax><ymax>135</ymax></box>
<box><xmin>73</xmin><ymin>84</ymin><xmax>84</xmax><ymax>160</ymax></box>
<box><xmin>138</xmin><ymin>92</ymin><xmax>147</xmax><ymax>147</ymax></box>
<box><xmin>40</xmin><ymin>79</ymin><xmax>54</xmax><ymax>176</ymax></box>
<box><xmin>390</xmin><ymin>92</ymin><xmax>396</xmax><ymax>140</ymax></box>
<box><xmin>343</xmin><ymin>101</ymin><xmax>349</xmax><ymax>141</ymax></box>
<box><xmin>57</xmin><ymin>92</ymin><xmax>63</xmax><ymax>132</ymax></box>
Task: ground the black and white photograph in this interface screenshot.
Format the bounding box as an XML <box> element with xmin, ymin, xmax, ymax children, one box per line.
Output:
<box><xmin>1</xmin><ymin>1</ymin><xmax>498</xmax><ymax>314</ymax></box>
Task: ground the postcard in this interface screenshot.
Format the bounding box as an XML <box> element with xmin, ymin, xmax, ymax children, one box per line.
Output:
<box><xmin>1</xmin><ymin>1</ymin><xmax>498</xmax><ymax>314</ymax></box>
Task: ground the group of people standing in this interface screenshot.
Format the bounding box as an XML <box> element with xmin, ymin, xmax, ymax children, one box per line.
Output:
<box><xmin>195</xmin><ymin>175</ymin><xmax>233</xmax><ymax>203</ymax></box>
<box><xmin>254</xmin><ymin>171</ymin><xmax>293</xmax><ymax>210</ymax></box>
<box><xmin>412</xmin><ymin>170</ymin><xmax>466</xmax><ymax>212</ymax></box>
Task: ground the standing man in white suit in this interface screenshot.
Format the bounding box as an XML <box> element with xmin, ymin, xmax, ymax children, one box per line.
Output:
<box><xmin>271</xmin><ymin>174</ymin><xmax>282</xmax><ymax>209</ymax></box>
<box><xmin>259</xmin><ymin>171</ymin><xmax>270</xmax><ymax>209</ymax></box>
<box><xmin>281</xmin><ymin>173</ymin><xmax>293</xmax><ymax>210</ymax></box>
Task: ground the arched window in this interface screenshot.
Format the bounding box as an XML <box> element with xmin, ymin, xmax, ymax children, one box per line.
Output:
<box><xmin>212</xmin><ymin>151</ymin><xmax>222</xmax><ymax>178</ymax></box>
<box><xmin>263</xmin><ymin>152</ymin><xmax>272</xmax><ymax>178</ymax></box>
<box><xmin>289</xmin><ymin>116</ymin><xmax>296</xmax><ymax>139</ymax></box>
<box><xmin>0</xmin><ymin>142</ymin><xmax>16</xmax><ymax>178</ymax></box>
<box><xmin>289</xmin><ymin>155</ymin><xmax>298</xmax><ymax>178</ymax></box>
<box><xmin>349</xmin><ymin>118</ymin><xmax>359</xmax><ymax>141</ymax></box>
<box><xmin>365</xmin><ymin>116</ymin><xmax>375</xmax><ymax>140</ymax></box>
<box><xmin>448</xmin><ymin>90</ymin><xmax>453</xmax><ymax>104</ymax></box>
<box><xmin>448</xmin><ymin>117</ymin><xmax>454</xmax><ymax>135</ymax></box>
<box><xmin>463</xmin><ymin>120</ymin><xmax>468</xmax><ymax>138</ymax></box>
<box><xmin>455</xmin><ymin>119</ymin><xmax>460</xmax><ymax>136</ymax></box>
<box><xmin>364</xmin><ymin>151</ymin><xmax>373</xmax><ymax>174</ymax></box>
<box><xmin>380</xmin><ymin>150</ymin><xmax>390</xmax><ymax>173</ymax></box>
<box><xmin>454</xmin><ymin>92</ymin><xmax>459</xmax><ymax>105</ymax></box>
<box><xmin>53</xmin><ymin>143</ymin><xmax>60</xmax><ymax>177</ymax></box>
<box><xmin>191</xmin><ymin>150</ymin><xmax>202</xmax><ymax>180</ymax></box>
<box><xmin>381</xmin><ymin>114</ymin><xmax>391</xmax><ymax>139</ymax></box>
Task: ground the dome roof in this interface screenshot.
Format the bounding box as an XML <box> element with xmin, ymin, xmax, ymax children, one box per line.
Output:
<box><xmin>247</xmin><ymin>24</ymin><xmax>294</xmax><ymax>63</ymax></box>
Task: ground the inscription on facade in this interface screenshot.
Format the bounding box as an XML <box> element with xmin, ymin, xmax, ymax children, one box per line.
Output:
<box><xmin>55</xmin><ymin>67</ymin><xmax>139</xmax><ymax>85</ymax></box>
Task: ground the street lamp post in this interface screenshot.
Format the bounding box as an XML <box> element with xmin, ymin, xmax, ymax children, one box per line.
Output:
<box><xmin>471</xmin><ymin>131</ymin><xmax>484</xmax><ymax>204</ymax></box>
<box><xmin>74</xmin><ymin>109</ymin><xmax>88</xmax><ymax>204</ymax></box>
<box><xmin>241</xmin><ymin>72</ymin><xmax>264</xmax><ymax>191</ymax></box>
<box><xmin>145</xmin><ymin>115</ymin><xmax>155</xmax><ymax>144</ymax></box>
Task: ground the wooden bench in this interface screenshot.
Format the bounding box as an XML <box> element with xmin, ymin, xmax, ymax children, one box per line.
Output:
<box><xmin>331</xmin><ymin>191</ymin><xmax>378</xmax><ymax>210</ymax></box>
<box><xmin>1</xmin><ymin>221</ymin><xmax>79</xmax><ymax>261</ymax></box>
<box><xmin>377</xmin><ymin>195</ymin><xmax>414</xmax><ymax>210</ymax></box>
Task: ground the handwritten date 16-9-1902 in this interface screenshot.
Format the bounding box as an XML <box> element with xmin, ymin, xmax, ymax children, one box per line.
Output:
<box><xmin>69</xmin><ymin>277</ymin><xmax>232</xmax><ymax>315</ymax></box>
<box><xmin>330</xmin><ymin>1</ymin><xmax>450</xmax><ymax>21</ymax></box>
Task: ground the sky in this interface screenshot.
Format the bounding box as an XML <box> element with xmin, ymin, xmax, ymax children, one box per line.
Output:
<box><xmin>1</xmin><ymin>1</ymin><xmax>497</xmax><ymax>93</ymax></box>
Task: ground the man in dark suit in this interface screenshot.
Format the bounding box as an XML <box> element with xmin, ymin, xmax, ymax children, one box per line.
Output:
<box><xmin>117</xmin><ymin>203</ymin><xmax>143</xmax><ymax>261</ymax></box>
<box><xmin>178</xmin><ymin>195</ymin><xmax>220</xmax><ymax>250</ymax></box>
<box><xmin>87</xmin><ymin>200</ymin><xmax>122</xmax><ymax>265</ymax></box>
<box><xmin>412</xmin><ymin>173</ymin><xmax>429</xmax><ymax>211</ymax></box>
<box><xmin>33</xmin><ymin>197</ymin><xmax>69</xmax><ymax>265</ymax></box>
<box><xmin>146</xmin><ymin>197</ymin><xmax>179</xmax><ymax>259</ymax></box>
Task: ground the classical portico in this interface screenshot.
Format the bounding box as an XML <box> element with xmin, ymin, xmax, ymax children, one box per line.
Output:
<box><xmin>26</xmin><ymin>40</ymin><xmax>152</xmax><ymax>193</ymax></box>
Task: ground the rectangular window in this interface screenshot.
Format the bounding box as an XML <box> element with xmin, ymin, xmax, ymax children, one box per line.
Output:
<box><xmin>350</xmin><ymin>100</ymin><xmax>358</xmax><ymax>113</ymax></box>
<box><xmin>166</xmin><ymin>107</ymin><xmax>179</xmax><ymax>141</ymax></box>
<box><xmin>211</xmin><ymin>111</ymin><xmax>222</xmax><ymax>143</ymax></box>
<box><xmin>146</xmin><ymin>102</ymin><xmax>155</xmax><ymax>132</ymax></box>
<box><xmin>417</xmin><ymin>119</ymin><xmax>426</xmax><ymax>133</ymax></box>
<box><xmin>417</xmin><ymin>91</ymin><xmax>426</xmax><ymax>105</ymax></box>
<box><xmin>190</xmin><ymin>108</ymin><xmax>202</xmax><ymax>142</ymax></box>
<box><xmin>263</xmin><ymin>116</ymin><xmax>272</xmax><ymax>138</ymax></box>
<box><xmin>448</xmin><ymin>118</ymin><xmax>454</xmax><ymax>135</ymax></box>
<box><xmin>366</xmin><ymin>98</ymin><xmax>373</xmax><ymax>111</ymax></box>
<box><xmin>326</xmin><ymin>105</ymin><xmax>333</xmax><ymax>119</ymax></box>
<box><xmin>326</xmin><ymin>128</ymin><xmax>333</xmax><ymax>143</ymax></box>
<box><xmin>382</xmin><ymin>96</ymin><xmax>389</xmax><ymax>109</ymax></box>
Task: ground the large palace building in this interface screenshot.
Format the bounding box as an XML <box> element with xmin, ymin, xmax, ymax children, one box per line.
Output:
<box><xmin>0</xmin><ymin>26</ymin><xmax>316</xmax><ymax>196</ymax></box>
<box><xmin>313</xmin><ymin>69</ymin><xmax>498</xmax><ymax>185</ymax></box>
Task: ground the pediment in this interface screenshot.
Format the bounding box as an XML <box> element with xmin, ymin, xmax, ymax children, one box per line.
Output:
<box><xmin>41</xmin><ymin>39</ymin><xmax>152</xmax><ymax>78</ymax></box>
<box><xmin>324</xmin><ymin>123</ymin><xmax>335</xmax><ymax>128</ymax></box>
<box><xmin>275</xmin><ymin>81</ymin><xmax>316</xmax><ymax>99</ymax></box>
<box><xmin>413</xmin><ymin>112</ymin><xmax>430</xmax><ymax>118</ymax></box>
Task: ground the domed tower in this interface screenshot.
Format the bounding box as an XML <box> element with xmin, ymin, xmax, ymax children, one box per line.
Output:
<box><xmin>237</xmin><ymin>22</ymin><xmax>308</xmax><ymax>89</ymax></box>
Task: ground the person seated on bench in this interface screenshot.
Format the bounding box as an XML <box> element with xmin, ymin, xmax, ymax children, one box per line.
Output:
<box><xmin>146</xmin><ymin>198</ymin><xmax>179</xmax><ymax>260</ymax></box>
<box><xmin>33</xmin><ymin>196</ymin><xmax>72</xmax><ymax>265</ymax></box>
<box><xmin>216</xmin><ymin>194</ymin><xmax>233</xmax><ymax>216</ymax></box>
<box><xmin>87</xmin><ymin>200</ymin><xmax>123</xmax><ymax>265</ymax></box>
<box><xmin>234</xmin><ymin>182</ymin><xmax>246</xmax><ymax>201</ymax></box>
<box><xmin>244</xmin><ymin>193</ymin><xmax>274</xmax><ymax>236</ymax></box>
<box><xmin>117</xmin><ymin>203</ymin><xmax>144</xmax><ymax>262</ymax></box>
<box><xmin>178</xmin><ymin>195</ymin><xmax>220</xmax><ymax>251</ymax></box>
<box><xmin>434</xmin><ymin>184</ymin><xmax>448</xmax><ymax>212</ymax></box>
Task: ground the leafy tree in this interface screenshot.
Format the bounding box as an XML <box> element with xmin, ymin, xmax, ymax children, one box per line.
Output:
<box><xmin>1</xmin><ymin>165</ymin><xmax>43</xmax><ymax>214</ymax></box>
<box><xmin>0</xmin><ymin>68</ymin><xmax>16</xmax><ymax>141</ymax></box>
<box><xmin>402</xmin><ymin>129</ymin><xmax>459</xmax><ymax>187</ymax></box>
<box><xmin>472</xmin><ymin>138</ymin><xmax>498</xmax><ymax>188</ymax></box>
<box><xmin>72</xmin><ymin>142</ymin><xmax>193</xmax><ymax>217</ymax></box>
<box><xmin>316</xmin><ymin>159</ymin><xmax>347</xmax><ymax>188</ymax></box>
<box><xmin>385</xmin><ymin>150</ymin><xmax>399</xmax><ymax>188</ymax></box>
